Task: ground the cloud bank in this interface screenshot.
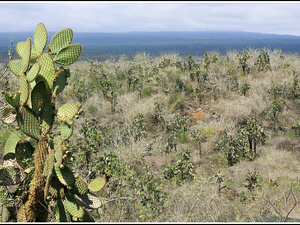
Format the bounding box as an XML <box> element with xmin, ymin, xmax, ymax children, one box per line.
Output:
<box><xmin>1</xmin><ymin>2</ymin><xmax>300</xmax><ymax>36</ymax></box>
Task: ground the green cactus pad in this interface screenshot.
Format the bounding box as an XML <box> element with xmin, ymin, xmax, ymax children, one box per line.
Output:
<box><xmin>0</xmin><ymin>205</ymin><xmax>10</xmax><ymax>222</ymax></box>
<box><xmin>43</xmin><ymin>150</ymin><xmax>55</xmax><ymax>177</ymax></box>
<box><xmin>49</xmin><ymin>28</ymin><xmax>73</xmax><ymax>55</ymax></box>
<box><xmin>15</xmin><ymin>141</ymin><xmax>34</xmax><ymax>167</ymax></box>
<box><xmin>60</xmin><ymin>121</ymin><xmax>73</xmax><ymax>140</ymax></box>
<box><xmin>88</xmin><ymin>177</ymin><xmax>106</xmax><ymax>192</ymax></box>
<box><xmin>54</xmin><ymin>43</ymin><xmax>82</xmax><ymax>65</ymax></box>
<box><xmin>44</xmin><ymin>172</ymin><xmax>53</xmax><ymax>202</ymax></box>
<box><xmin>17</xmin><ymin>105</ymin><xmax>41</xmax><ymax>140</ymax></box>
<box><xmin>54</xmin><ymin>163</ymin><xmax>75</xmax><ymax>187</ymax></box>
<box><xmin>55</xmin><ymin>198</ymin><xmax>71</xmax><ymax>222</ymax></box>
<box><xmin>31</xmin><ymin>80</ymin><xmax>48</xmax><ymax>111</ymax></box>
<box><xmin>1</xmin><ymin>106</ymin><xmax>17</xmax><ymax>124</ymax></box>
<box><xmin>64</xmin><ymin>191</ymin><xmax>84</xmax><ymax>219</ymax></box>
<box><xmin>16</xmin><ymin>41</ymin><xmax>25</xmax><ymax>59</ymax></box>
<box><xmin>19</xmin><ymin>72</ymin><xmax>29</xmax><ymax>105</ymax></box>
<box><xmin>4</xmin><ymin>132</ymin><xmax>21</xmax><ymax>156</ymax></box>
<box><xmin>22</xmin><ymin>38</ymin><xmax>31</xmax><ymax>73</ymax></box>
<box><xmin>57</xmin><ymin>103</ymin><xmax>79</xmax><ymax>121</ymax></box>
<box><xmin>54</xmin><ymin>139</ymin><xmax>64</xmax><ymax>166</ymax></box>
<box><xmin>3</xmin><ymin>91</ymin><xmax>21</xmax><ymax>108</ymax></box>
<box><xmin>52</xmin><ymin>69</ymin><xmax>67</xmax><ymax>96</ymax></box>
<box><xmin>75</xmin><ymin>192</ymin><xmax>102</xmax><ymax>209</ymax></box>
<box><xmin>34</xmin><ymin>23</ymin><xmax>48</xmax><ymax>55</ymax></box>
<box><xmin>40</xmin><ymin>100</ymin><xmax>55</xmax><ymax>134</ymax></box>
<box><xmin>36</xmin><ymin>52</ymin><xmax>56</xmax><ymax>92</ymax></box>
<box><xmin>26</xmin><ymin>62</ymin><xmax>40</xmax><ymax>83</ymax></box>
<box><xmin>30</xmin><ymin>44</ymin><xmax>39</xmax><ymax>62</ymax></box>
<box><xmin>71</xmin><ymin>176</ymin><xmax>89</xmax><ymax>195</ymax></box>
<box><xmin>8</xmin><ymin>59</ymin><xmax>22</xmax><ymax>76</ymax></box>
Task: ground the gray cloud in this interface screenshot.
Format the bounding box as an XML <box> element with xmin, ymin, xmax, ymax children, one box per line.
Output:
<box><xmin>1</xmin><ymin>2</ymin><xmax>300</xmax><ymax>36</ymax></box>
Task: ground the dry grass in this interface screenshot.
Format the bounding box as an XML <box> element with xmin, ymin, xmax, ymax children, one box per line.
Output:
<box><xmin>2</xmin><ymin>47</ymin><xmax>300</xmax><ymax>222</ymax></box>
<box><xmin>68</xmin><ymin>49</ymin><xmax>300</xmax><ymax>222</ymax></box>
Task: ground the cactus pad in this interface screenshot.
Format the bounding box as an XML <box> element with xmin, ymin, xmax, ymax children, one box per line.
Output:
<box><xmin>54</xmin><ymin>43</ymin><xmax>82</xmax><ymax>65</ymax></box>
<box><xmin>30</xmin><ymin>45</ymin><xmax>39</xmax><ymax>62</ymax></box>
<box><xmin>54</xmin><ymin>138</ymin><xmax>64</xmax><ymax>166</ymax></box>
<box><xmin>22</xmin><ymin>38</ymin><xmax>32</xmax><ymax>73</ymax></box>
<box><xmin>19</xmin><ymin>72</ymin><xmax>29</xmax><ymax>105</ymax></box>
<box><xmin>34</xmin><ymin>23</ymin><xmax>48</xmax><ymax>55</ymax></box>
<box><xmin>4</xmin><ymin>132</ymin><xmax>21</xmax><ymax>156</ymax></box>
<box><xmin>57</xmin><ymin>103</ymin><xmax>79</xmax><ymax>121</ymax></box>
<box><xmin>16</xmin><ymin>41</ymin><xmax>25</xmax><ymax>59</ymax></box>
<box><xmin>64</xmin><ymin>191</ymin><xmax>84</xmax><ymax>219</ymax></box>
<box><xmin>49</xmin><ymin>28</ymin><xmax>73</xmax><ymax>55</ymax></box>
<box><xmin>88</xmin><ymin>177</ymin><xmax>106</xmax><ymax>192</ymax></box>
<box><xmin>52</xmin><ymin>69</ymin><xmax>67</xmax><ymax>95</ymax></box>
<box><xmin>75</xmin><ymin>192</ymin><xmax>102</xmax><ymax>209</ymax></box>
<box><xmin>71</xmin><ymin>176</ymin><xmax>89</xmax><ymax>195</ymax></box>
<box><xmin>43</xmin><ymin>150</ymin><xmax>55</xmax><ymax>177</ymax></box>
<box><xmin>40</xmin><ymin>100</ymin><xmax>55</xmax><ymax>134</ymax></box>
<box><xmin>31</xmin><ymin>81</ymin><xmax>48</xmax><ymax>111</ymax></box>
<box><xmin>44</xmin><ymin>172</ymin><xmax>53</xmax><ymax>202</ymax></box>
<box><xmin>8</xmin><ymin>59</ymin><xmax>22</xmax><ymax>76</ymax></box>
<box><xmin>1</xmin><ymin>106</ymin><xmax>17</xmax><ymax>124</ymax></box>
<box><xmin>60</xmin><ymin>121</ymin><xmax>73</xmax><ymax>140</ymax></box>
<box><xmin>17</xmin><ymin>105</ymin><xmax>41</xmax><ymax>140</ymax></box>
<box><xmin>3</xmin><ymin>91</ymin><xmax>21</xmax><ymax>108</ymax></box>
<box><xmin>36</xmin><ymin>52</ymin><xmax>56</xmax><ymax>92</ymax></box>
<box><xmin>54</xmin><ymin>163</ymin><xmax>75</xmax><ymax>187</ymax></box>
<box><xmin>26</xmin><ymin>62</ymin><xmax>40</xmax><ymax>83</ymax></box>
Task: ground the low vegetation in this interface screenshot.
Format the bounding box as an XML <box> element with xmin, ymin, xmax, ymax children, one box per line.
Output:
<box><xmin>0</xmin><ymin>26</ymin><xmax>300</xmax><ymax>222</ymax></box>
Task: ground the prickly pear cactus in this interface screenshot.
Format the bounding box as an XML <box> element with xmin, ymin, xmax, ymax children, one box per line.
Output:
<box><xmin>1</xmin><ymin>23</ymin><xmax>106</xmax><ymax>222</ymax></box>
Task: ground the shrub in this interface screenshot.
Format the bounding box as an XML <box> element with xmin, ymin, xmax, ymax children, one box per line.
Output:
<box><xmin>255</xmin><ymin>50</ymin><xmax>271</xmax><ymax>71</ymax></box>
<box><xmin>245</xmin><ymin>113</ymin><xmax>267</xmax><ymax>159</ymax></box>
<box><xmin>161</xmin><ymin>148</ymin><xmax>196</xmax><ymax>184</ymax></box>
<box><xmin>216</xmin><ymin>130</ymin><xmax>248</xmax><ymax>166</ymax></box>
<box><xmin>238</xmin><ymin>50</ymin><xmax>251</xmax><ymax>74</ymax></box>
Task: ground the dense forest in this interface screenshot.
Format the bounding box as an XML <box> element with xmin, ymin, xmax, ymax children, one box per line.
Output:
<box><xmin>0</xmin><ymin>28</ymin><xmax>300</xmax><ymax>222</ymax></box>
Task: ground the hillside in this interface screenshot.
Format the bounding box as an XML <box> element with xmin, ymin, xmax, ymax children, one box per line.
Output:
<box><xmin>1</xmin><ymin>31</ymin><xmax>300</xmax><ymax>62</ymax></box>
<box><xmin>0</xmin><ymin>48</ymin><xmax>300</xmax><ymax>222</ymax></box>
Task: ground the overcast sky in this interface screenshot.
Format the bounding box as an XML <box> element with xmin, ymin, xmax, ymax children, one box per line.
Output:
<box><xmin>1</xmin><ymin>1</ymin><xmax>300</xmax><ymax>36</ymax></box>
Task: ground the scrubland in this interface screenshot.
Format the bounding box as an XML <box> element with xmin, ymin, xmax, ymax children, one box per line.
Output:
<box><xmin>1</xmin><ymin>48</ymin><xmax>300</xmax><ymax>222</ymax></box>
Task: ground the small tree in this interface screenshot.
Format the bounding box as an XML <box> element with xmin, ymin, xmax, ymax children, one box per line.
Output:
<box><xmin>245</xmin><ymin>113</ymin><xmax>267</xmax><ymax>159</ymax></box>
<box><xmin>162</xmin><ymin>148</ymin><xmax>196</xmax><ymax>184</ymax></box>
<box><xmin>238</xmin><ymin>50</ymin><xmax>251</xmax><ymax>74</ymax></box>
<box><xmin>255</xmin><ymin>50</ymin><xmax>271</xmax><ymax>71</ymax></box>
<box><xmin>216</xmin><ymin>130</ymin><xmax>248</xmax><ymax>166</ymax></box>
<box><xmin>267</xmin><ymin>84</ymin><xmax>288</xmax><ymax>132</ymax></box>
<box><xmin>191</xmin><ymin>126</ymin><xmax>215</xmax><ymax>159</ymax></box>
<box><xmin>243</xmin><ymin>169</ymin><xmax>262</xmax><ymax>194</ymax></box>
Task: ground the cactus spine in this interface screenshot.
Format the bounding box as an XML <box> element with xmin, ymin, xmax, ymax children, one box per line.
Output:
<box><xmin>1</xmin><ymin>23</ymin><xmax>105</xmax><ymax>222</ymax></box>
